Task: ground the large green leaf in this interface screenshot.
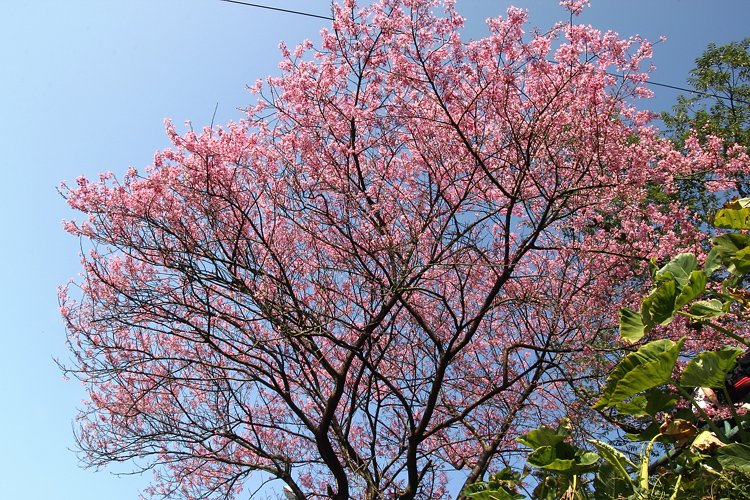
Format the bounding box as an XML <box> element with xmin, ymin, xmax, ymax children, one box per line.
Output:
<box><xmin>680</xmin><ymin>347</ymin><xmax>744</xmax><ymax>388</ymax></box>
<box><xmin>594</xmin><ymin>339</ymin><xmax>684</xmax><ymax>410</ymax></box>
<box><xmin>616</xmin><ymin>387</ymin><xmax>680</xmax><ymax>417</ymax></box>
<box><xmin>516</xmin><ymin>427</ymin><xmax>566</xmax><ymax>450</ymax></box>
<box><xmin>714</xmin><ymin>198</ymin><xmax>750</xmax><ymax>229</ymax></box>
<box><xmin>463</xmin><ymin>469</ymin><xmax>525</xmax><ymax>500</ymax></box>
<box><xmin>575</xmin><ymin>452</ymin><xmax>601</xmax><ymax>470</ymax></box>
<box><xmin>614</xmin><ymin>394</ymin><xmax>649</xmax><ymax>417</ymax></box>
<box><xmin>712</xmin><ymin>233</ymin><xmax>750</xmax><ymax>257</ymax></box>
<box><xmin>463</xmin><ymin>489</ymin><xmax>523</xmax><ymax>500</ymax></box>
<box><xmin>641</xmin><ymin>277</ymin><xmax>677</xmax><ymax>327</ymax></box>
<box><xmin>688</xmin><ymin>298</ymin><xmax>726</xmax><ymax>319</ymax></box>
<box><xmin>644</xmin><ymin>388</ymin><xmax>679</xmax><ymax>416</ymax></box>
<box><xmin>462</xmin><ymin>488</ymin><xmax>521</xmax><ymax>500</ymax></box>
<box><xmin>711</xmin><ymin>233</ymin><xmax>750</xmax><ymax>275</ymax></box>
<box><xmin>717</xmin><ymin>443</ymin><xmax>750</xmax><ymax>472</ymax></box>
<box><xmin>704</xmin><ymin>247</ymin><xmax>722</xmax><ymax>275</ymax></box>
<box><xmin>589</xmin><ymin>440</ymin><xmax>636</xmax><ymax>485</ymax></box>
<box><xmin>527</xmin><ymin>446</ymin><xmax>574</xmax><ymax>471</ymax></box>
<box><xmin>734</xmin><ymin>245</ymin><xmax>750</xmax><ymax>275</ymax></box>
<box><xmin>674</xmin><ymin>270</ymin><xmax>707</xmax><ymax>310</ymax></box>
<box><xmin>714</xmin><ymin>207</ymin><xmax>750</xmax><ymax>229</ymax></box>
<box><xmin>527</xmin><ymin>444</ymin><xmax>598</xmax><ymax>474</ymax></box>
<box><xmin>619</xmin><ymin>307</ymin><xmax>646</xmax><ymax>343</ymax></box>
<box><xmin>656</xmin><ymin>253</ymin><xmax>698</xmax><ymax>289</ymax></box>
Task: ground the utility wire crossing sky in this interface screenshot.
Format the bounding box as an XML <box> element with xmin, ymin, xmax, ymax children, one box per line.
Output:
<box><xmin>219</xmin><ymin>0</ymin><xmax>750</xmax><ymax>106</ymax></box>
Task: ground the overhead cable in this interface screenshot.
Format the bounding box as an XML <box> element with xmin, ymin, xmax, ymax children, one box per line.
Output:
<box><xmin>218</xmin><ymin>0</ymin><xmax>750</xmax><ymax>105</ymax></box>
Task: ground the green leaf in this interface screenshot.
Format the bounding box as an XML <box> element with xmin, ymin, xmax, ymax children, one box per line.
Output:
<box><xmin>613</xmin><ymin>388</ymin><xmax>678</xmax><ymax>417</ymax></box>
<box><xmin>578</xmin><ymin>451</ymin><xmax>602</xmax><ymax>468</ymax></box>
<box><xmin>704</xmin><ymin>247</ymin><xmax>722</xmax><ymax>275</ymax></box>
<box><xmin>463</xmin><ymin>489</ymin><xmax>523</xmax><ymax>500</ymax></box>
<box><xmin>688</xmin><ymin>299</ymin><xmax>726</xmax><ymax>319</ymax></box>
<box><xmin>462</xmin><ymin>469</ymin><xmax>525</xmax><ymax>500</ymax></box>
<box><xmin>526</xmin><ymin>443</ymin><xmax>598</xmax><ymax>474</ymax></box>
<box><xmin>734</xmin><ymin>245</ymin><xmax>750</xmax><ymax>275</ymax></box>
<box><xmin>712</xmin><ymin>232</ymin><xmax>750</xmax><ymax>257</ymax></box>
<box><xmin>674</xmin><ymin>270</ymin><xmax>707</xmax><ymax>310</ymax></box>
<box><xmin>615</xmin><ymin>394</ymin><xmax>649</xmax><ymax>417</ymax></box>
<box><xmin>619</xmin><ymin>307</ymin><xmax>646</xmax><ymax>343</ymax></box>
<box><xmin>617</xmin><ymin>388</ymin><xmax>679</xmax><ymax>417</ymax></box>
<box><xmin>680</xmin><ymin>347</ymin><xmax>744</xmax><ymax>388</ymax></box>
<box><xmin>589</xmin><ymin>440</ymin><xmax>636</xmax><ymax>486</ymax></box>
<box><xmin>714</xmin><ymin>206</ymin><xmax>750</xmax><ymax>229</ymax></box>
<box><xmin>594</xmin><ymin>461</ymin><xmax>634</xmax><ymax>500</ymax></box>
<box><xmin>644</xmin><ymin>388</ymin><xmax>679</xmax><ymax>416</ymax></box>
<box><xmin>656</xmin><ymin>253</ymin><xmax>698</xmax><ymax>289</ymax></box>
<box><xmin>641</xmin><ymin>278</ymin><xmax>677</xmax><ymax>327</ymax></box>
<box><xmin>527</xmin><ymin>446</ymin><xmax>574</xmax><ymax>471</ymax></box>
<box><xmin>714</xmin><ymin>198</ymin><xmax>750</xmax><ymax>229</ymax></box>
<box><xmin>717</xmin><ymin>443</ymin><xmax>750</xmax><ymax>471</ymax></box>
<box><xmin>516</xmin><ymin>427</ymin><xmax>565</xmax><ymax>450</ymax></box>
<box><xmin>711</xmin><ymin>233</ymin><xmax>750</xmax><ymax>275</ymax></box>
<box><xmin>594</xmin><ymin>339</ymin><xmax>684</xmax><ymax>410</ymax></box>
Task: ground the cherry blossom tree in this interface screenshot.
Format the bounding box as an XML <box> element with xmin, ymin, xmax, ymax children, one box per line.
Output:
<box><xmin>59</xmin><ymin>0</ymin><xmax>749</xmax><ymax>498</ymax></box>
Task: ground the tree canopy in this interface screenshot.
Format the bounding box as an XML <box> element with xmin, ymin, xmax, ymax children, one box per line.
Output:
<box><xmin>59</xmin><ymin>1</ymin><xmax>750</xmax><ymax>498</ymax></box>
<box><xmin>661</xmin><ymin>38</ymin><xmax>750</xmax><ymax>215</ymax></box>
<box><xmin>664</xmin><ymin>37</ymin><xmax>750</xmax><ymax>150</ymax></box>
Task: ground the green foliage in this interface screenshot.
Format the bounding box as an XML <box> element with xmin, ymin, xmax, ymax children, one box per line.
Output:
<box><xmin>663</xmin><ymin>38</ymin><xmax>750</xmax><ymax>150</ymax></box>
<box><xmin>462</xmin><ymin>468</ymin><xmax>526</xmax><ymax>500</ymax></box>
<box><xmin>680</xmin><ymin>347</ymin><xmax>744</xmax><ymax>388</ymax></box>
<box><xmin>464</xmin><ymin>199</ymin><xmax>750</xmax><ymax>499</ymax></box>
<box><xmin>617</xmin><ymin>251</ymin><xmax>711</xmax><ymax>343</ymax></box>
<box><xmin>717</xmin><ymin>443</ymin><xmax>750</xmax><ymax>471</ymax></box>
<box><xmin>715</xmin><ymin>198</ymin><xmax>750</xmax><ymax>229</ymax></box>
<box><xmin>661</xmin><ymin>38</ymin><xmax>750</xmax><ymax>215</ymax></box>
<box><xmin>593</xmin><ymin>339</ymin><xmax>683</xmax><ymax>410</ymax></box>
<box><xmin>518</xmin><ymin>422</ymin><xmax>599</xmax><ymax>499</ymax></box>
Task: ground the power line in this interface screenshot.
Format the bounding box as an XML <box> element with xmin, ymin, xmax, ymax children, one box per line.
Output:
<box><xmin>606</xmin><ymin>72</ymin><xmax>750</xmax><ymax>106</ymax></box>
<box><xmin>218</xmin><ymin>0</ymin><xmax>332</xmax><ymax>20</ymax></box>
<box><xmin>218</xmin><ymin>0</ymin><xmax>750</xmax><ymax>106</ymax></box>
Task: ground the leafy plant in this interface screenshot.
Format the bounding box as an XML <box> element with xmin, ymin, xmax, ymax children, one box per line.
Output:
<box><xmin>465</xmin><ymin>199</ymin><xmax>750</xmax><ymax>499</ymax></box>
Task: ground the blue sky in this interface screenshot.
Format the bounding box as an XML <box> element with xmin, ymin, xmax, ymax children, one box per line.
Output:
<box><xmin>0</xmin><ymin>1</ymin><xmax>748</xmax><ymax>498</ymax></box>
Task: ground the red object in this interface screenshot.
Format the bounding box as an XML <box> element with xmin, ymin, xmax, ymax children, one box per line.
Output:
<box><xmin>730</xmin><ymin>376</ymin><xmax>750</xmax><ymax>402</ymax></box>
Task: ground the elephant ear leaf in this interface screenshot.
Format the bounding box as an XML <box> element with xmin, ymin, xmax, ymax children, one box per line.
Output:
<box><xmin>717</xmin><ymin>444</ymin><xmax>750</xmax><ymax>472</ymax></box>
<box><xmin>655</xmin><ymin>253</ymin><xmax>697</xmax><ymax>289</ymax></box>
<box><xmin>641</xmin><ymin>277</ymin><xmax>677</xmax><ymax>327</ymax></box>
<box><xmin>680</xmin><ymin>347</ymin><xmax>743</xmax><ymax>388</ymax></box>
<box><xmin>711</xmin><ymin>233</ymin><xmax>750</xmax><ymax>276</ymax></box>
<box><xmin>714</xmin><ymin>198</ymin><xmax>750</xmax><ymax>230</ymax></box>
<box><xmin>619</xmin><ymin>307</ymin><xmax>646</xmax><ymax>343</ymax></box>
<box><xmin>688</xmin><ymin>299</ymin><xmax>726</xmax><ymax>320</ymax></box>
<box><xmin>517</xmin><ymin>427</ymin><xmax>565</xmax><ymax>450</ymax></box>
<box><xmin>594</xmin><ymin>339</ymin><xmax>683</xmax><ymax>410</ymax></box>
<box><xmin>674</xmin><ymin>270</ymin><xmax>707</xmax><ymax>310</ymax></box>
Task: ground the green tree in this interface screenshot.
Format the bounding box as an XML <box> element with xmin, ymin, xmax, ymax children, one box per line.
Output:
<box><xmin>664</xmin><ymin>38</ymin><xmax>750</xmax><ymax>150</ymax></box>
<box><xmin>662</xmin><ymin>38</ymin><xmax>750</xmax><ymax>215</ymax></box>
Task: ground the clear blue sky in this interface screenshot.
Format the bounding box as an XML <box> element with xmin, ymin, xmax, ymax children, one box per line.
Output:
<box><xmin>0</xmin><ymin>1</ymin><xmax>747</xmax><ymax>498</ymax></box>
